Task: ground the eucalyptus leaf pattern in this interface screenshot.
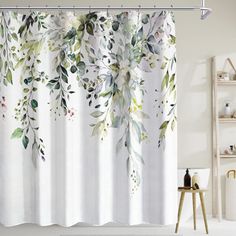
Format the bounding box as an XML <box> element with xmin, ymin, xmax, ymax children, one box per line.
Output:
<box><xmin>0</xmin><ymin>12</ymin><xmax>19</xmax><ymax>86</ymax></box>
<box><xmin>0</xmin><ymin>11</ymin><xmax>176</xmax><ymax>193</ymax></box>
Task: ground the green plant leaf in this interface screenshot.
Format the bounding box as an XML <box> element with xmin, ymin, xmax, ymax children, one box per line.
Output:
<box><xmin>86</xmin><ymin>22</ymin><xmax>94</xmax><ymax>35</ymax></box>
<box><xmin>61</xmin><ymin>74</ymin><xmax>68</xmax><ymax>83</ymax></box>
<box><xmin>18</xmin><ymin>25</ymin><xmax>25</xmax><ymax>37</ymax></box>
<box><xmin>23</xmin><ymin>88</ymin><xmax>29</xmax><ymax>93</ymax></box>
<box><xmin>31</xmin><ymin>99</ymin><xmax>38</xmax><ymax>109</ymax></box>
<box><xmin>159</xmin><ymin>120</ymin><xmax>169</xmax><ymax>130</ymax></box>
<box><xmin>11</xmin><ymin>128</ymin><xmax>23</xmax><ymax>139</ymax></box>
<box><xmin>169</xmin><ymin>34</ymin><xmax>176</xmax><ymax>44</ymax></box>
<box><xmin>137</xmin><ymin>27</ymin><xmax>143</xmax><ymax>40</ymax></box>
<box><xmin>22</xmin><ymin>135</ymin><xmax>29</xmax><ymax>149</ymax></box>
<box><xmin>54</xmin><ymin>82</ymin><xmax>60</xmax><ymax>89</ymax></box>
<box><xmin>60</xmin><ymin>65</ymin><xmax>68</xmax><ymax>76</ymax></box>
<box><xmin>24</xmin><ymin>77</ymin><xmax>33</xmax><ymax>85</ymax></box>
<box><xmin>6</xmin><ymin>69</ymin><xmax>13</xmax><ymax>84</ymax></box>
<box><xmin>78</xmin><ymin>23</ymin><xmax>85</xmax><ymax>31</ymax></box>
<box><xmin>90</xmin><ymin>111</ymin><xmax>104</xmax><ymax>118</ymax></box>
<box><xmin>111</xmin><ymin>116</ymin><xmax>121</xmax><ymax>128</ymax></box>
<box><xmin>15</xmin><ymin>58</ymin><xmax>24</xmax><ymax>69</ymax></box>
<box><xmin>161</xmin><ymin>72</ymin><xmax>169</xmax><ymax>90</ymax></box>
<box><xmin>64</xmin><ymin>27</ymin><xmax>76</xmax><ymax>40</ymax></box>
<box><xmin>109</xmin><ymin>63</ymin><xmax>120</xmax><ymax>72</ymax></box>
<box><xmin>112</xmin><ymin>21</ymin><xmax>119</xmax><ymax>31</ymax></box>
<box><xmin>131</xmin><ymin>35</ymin><xmax>136</xmax><ymax>46</ymax></box>
<box><xmin>0</xmin><ymin>25</ymin><xmax>4</xmax><ymax>37</ymax></box>
<box><xmin>77</xmin><ymin>61</ymin><xmax>85</xmax><ymax>70</ymax></box>
<box><xmin>141</xmin><ymin>14</ymin><xmax>149</xmax><ymax>24</ymax></box>
<box><xmin>70</xmin><ymin>65</ymin><xmax>77</xmax><ymax>73</ymax></box>
<box><xmin>11</xmin><ymin>33</ymin><xmax>18</xmax><ymax>41</ymax></box>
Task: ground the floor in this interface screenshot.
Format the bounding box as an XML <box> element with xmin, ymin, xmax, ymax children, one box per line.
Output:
<box><xmin>172</xmin><ymin>217</ymin><xmax>236</xmax><ymax>236</ymax></box>
<box><xmin>0</xmin><ymin>218</ymin><xmax>236</xmax><ymax>236</ymax></box>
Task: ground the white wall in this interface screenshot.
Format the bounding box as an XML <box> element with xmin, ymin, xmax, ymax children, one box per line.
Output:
<box><xmin>1</xmin><ymin>0</ymin><xmax>236</xmax><ymax>235</ymax></box>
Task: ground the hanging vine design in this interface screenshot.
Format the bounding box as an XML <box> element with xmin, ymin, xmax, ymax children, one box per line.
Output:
<box><xmin>0</xmin><ymin>11</ymin><xmax>176</xmax><ymax>191</ymax></box>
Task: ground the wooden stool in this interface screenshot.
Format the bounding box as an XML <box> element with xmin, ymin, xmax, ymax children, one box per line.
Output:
<box><xmin>175</xmin><ymin>188</ymin><xmax>208</xmax><ymax>234</ymax></box>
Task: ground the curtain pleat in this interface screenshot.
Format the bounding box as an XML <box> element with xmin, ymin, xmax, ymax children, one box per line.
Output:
<box><xmin>0</xmin><ymin>10</ymin><xmax>177</xmax><ymax>226</ymax></box>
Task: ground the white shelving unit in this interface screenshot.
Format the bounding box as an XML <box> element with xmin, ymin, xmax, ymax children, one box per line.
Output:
<box><xmin>212</xmin><ymin>54</ymin><xmax>236</xmax><ymax>221</ymax></box>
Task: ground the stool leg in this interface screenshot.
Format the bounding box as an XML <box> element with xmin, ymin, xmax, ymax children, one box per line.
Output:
<box><xmin>175</xmin><ymin>192</ymin><xmax>185</xmax><ymax>234</ymax></box>
<box><xmin>192</xmin><ymin>192</ymin><xmax>196</xmax><ymax>230</ymax></box>
<box><xmin>199</xmin><ymin>192</ymin><xmax>209</xmax><ymax>234</ymax></box>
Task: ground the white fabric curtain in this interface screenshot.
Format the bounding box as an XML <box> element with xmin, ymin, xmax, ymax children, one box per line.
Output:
<box><xmin>0</xmin><ymin>10</ymin><xmax>177</xmax><ymax>226</ymax></box>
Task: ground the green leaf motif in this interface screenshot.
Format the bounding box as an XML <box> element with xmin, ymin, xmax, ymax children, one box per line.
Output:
<box><xmin>31</xmin><ymin>99</ymin><xmax>38</xmax><ymax>109</ymax></box>
<box><xmin>90</xmin><ymin>111</ymin><xmax>104</xmax><ymax>118</ymax></box>
<box><xmin>77</xmin><ymin>61</ymin><xmax>85</xmax><ymax>70</ymax></box>
<box><xmin>86</xmin><ymin>22</ymin><xmax>94</xmax><ymax>35</ymax></box>
<box><xmin>161</xmin><ymin>72</ymin><xmax>169</xmax><ymax>90</ymax></box>
<box><xmin>70</xmin><ymin>65</ymin><xmax>77</xmax><ymax>73</ymax></box>
<box><xmin>6</xmin><ymin>69</ymin><xmax>13</xmax><ymax>84</ymax></box>
<box><xmin>60</xmin><ymin>65</ymin><xmax>68</xmax><ymax>76</ymax></box>
<box><xmin>137</xmin><ymin>27</ymin><xmax>143</xmax><ymax>40</ymax></box>
<box><xmin>141</xmin><ymin>14</ymin><xmax>149</xmax><ymax>24</ymax></box>
<box><xmin>64</xmin><ymin>27</ymin><xmax>76</xmax><ymax>40</ymax></box>
<box><xmin>112</xmin><ymin>21</ymin><xmax>120</xmax><ymax>31</ymax></box>
<box><xmin>0</xmin><ymin>24</ymin><xmax>4</xmax><ymax>37</ymax></box>
<box><xmin>11</xmin><ymin>128</ymin><xmax>23</xmax><ymax>139</ymax></box>
<box><xmin>169</xmin><ymin>35</ymin><xmax>176</xmax><ymax>44</ymax></box>
<box><xmin>18</xmin><ymin>25</ymin><xmax>26</xmax><ymax>37</ymax></box>
<box><xmin>22</xmin><ymin>135</ymin><xmax>29</xmax><ymax>149</ymax></box>
<box><xmin>62</xmin><ymin>74</ymin><xmax>68</xmax><ymax>83</ymax></box>
<box><xmin>11</xmin><ymin>33</ymin><xmax>18</xmax><ymax>41</ymax></box>
<box><xmin>15</xmin><ymin>58</ymin><xmax>24</xmax><ymax>69</ymax></box>
<box><xmin>159</xmin><ymin>120</ymin><xmax>169</xmax><ymax>130</ymax></box>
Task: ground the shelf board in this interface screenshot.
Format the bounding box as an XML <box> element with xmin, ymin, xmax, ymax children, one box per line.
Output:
<box><xmin>219</xmin><ymin>118</ymin><xmax>236</xmax><ymax>123</ymax></box>
<box><xmin>217</xmin><ymin>80</ymin><xmax>236</xmax><ymax>85</ymax></box>
<box><xmin>220</xmin><ymin>154</ymin><xmax>236</xmax><ymax>158</ymax></box>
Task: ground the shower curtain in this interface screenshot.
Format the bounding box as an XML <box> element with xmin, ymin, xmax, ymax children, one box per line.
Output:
<box><xmin>0</xmin><ymin>10</ymin><xmax>177</xmax><ymax>226</ymax></box>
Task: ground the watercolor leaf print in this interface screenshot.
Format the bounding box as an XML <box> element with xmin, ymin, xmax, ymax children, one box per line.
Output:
<box><xmin>57</xmin><ymin>11</ymin><xmax>176</xmax><ymax>193</ymax></box>
<box><xmin>0</xmin><ymin>11</ymin><xmax>176</xmax><ymax>191</ymax></box>
<box><xmin>0</xmin><ymin>12</ymin><xmax>19</xmax><ymax>86</ymax></box>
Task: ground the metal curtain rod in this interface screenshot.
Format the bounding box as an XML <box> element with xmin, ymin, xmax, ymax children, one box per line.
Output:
<box><xmin>0</xmin><ymin>0</ymin><xmax>212</xmax><ymax>20</ymax></box>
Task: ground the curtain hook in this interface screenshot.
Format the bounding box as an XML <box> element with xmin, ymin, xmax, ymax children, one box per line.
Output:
<box><xmin>58</xmin><ymin>5</ymin><xmax>62</xmax><ymax>15</ymax></box>
<box><xmin>16</xmin><ymin>5</ymin><xmax>18</xmax><ymax>13</ymax></box>
<box><xmin>138</xmin><ymin>5</ymin><xmax>141</xmax><ymax>14</ymax></box>
<box><xmin>73</xmin><ymin>5</ymin><xmax>76</xmax><ymax>16</ymax></box>
<box><xmin>45</xmin><ymin>5</ymin><xmax>48</xmax><ymax>13</ymax></box>
<box><xmin>89</xmin><ymin>5</ymin><xmax>91</xmax><ymax>13</ymax></box>
<box><xmin>28</xmin><ymin>5</ymin><xmax>32</xmax><ymax>13</ymax></box>
<box><xmin>107</xmin><ymin>5</ymin><xmax>110</xmax><ymax>17</ymax></box>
